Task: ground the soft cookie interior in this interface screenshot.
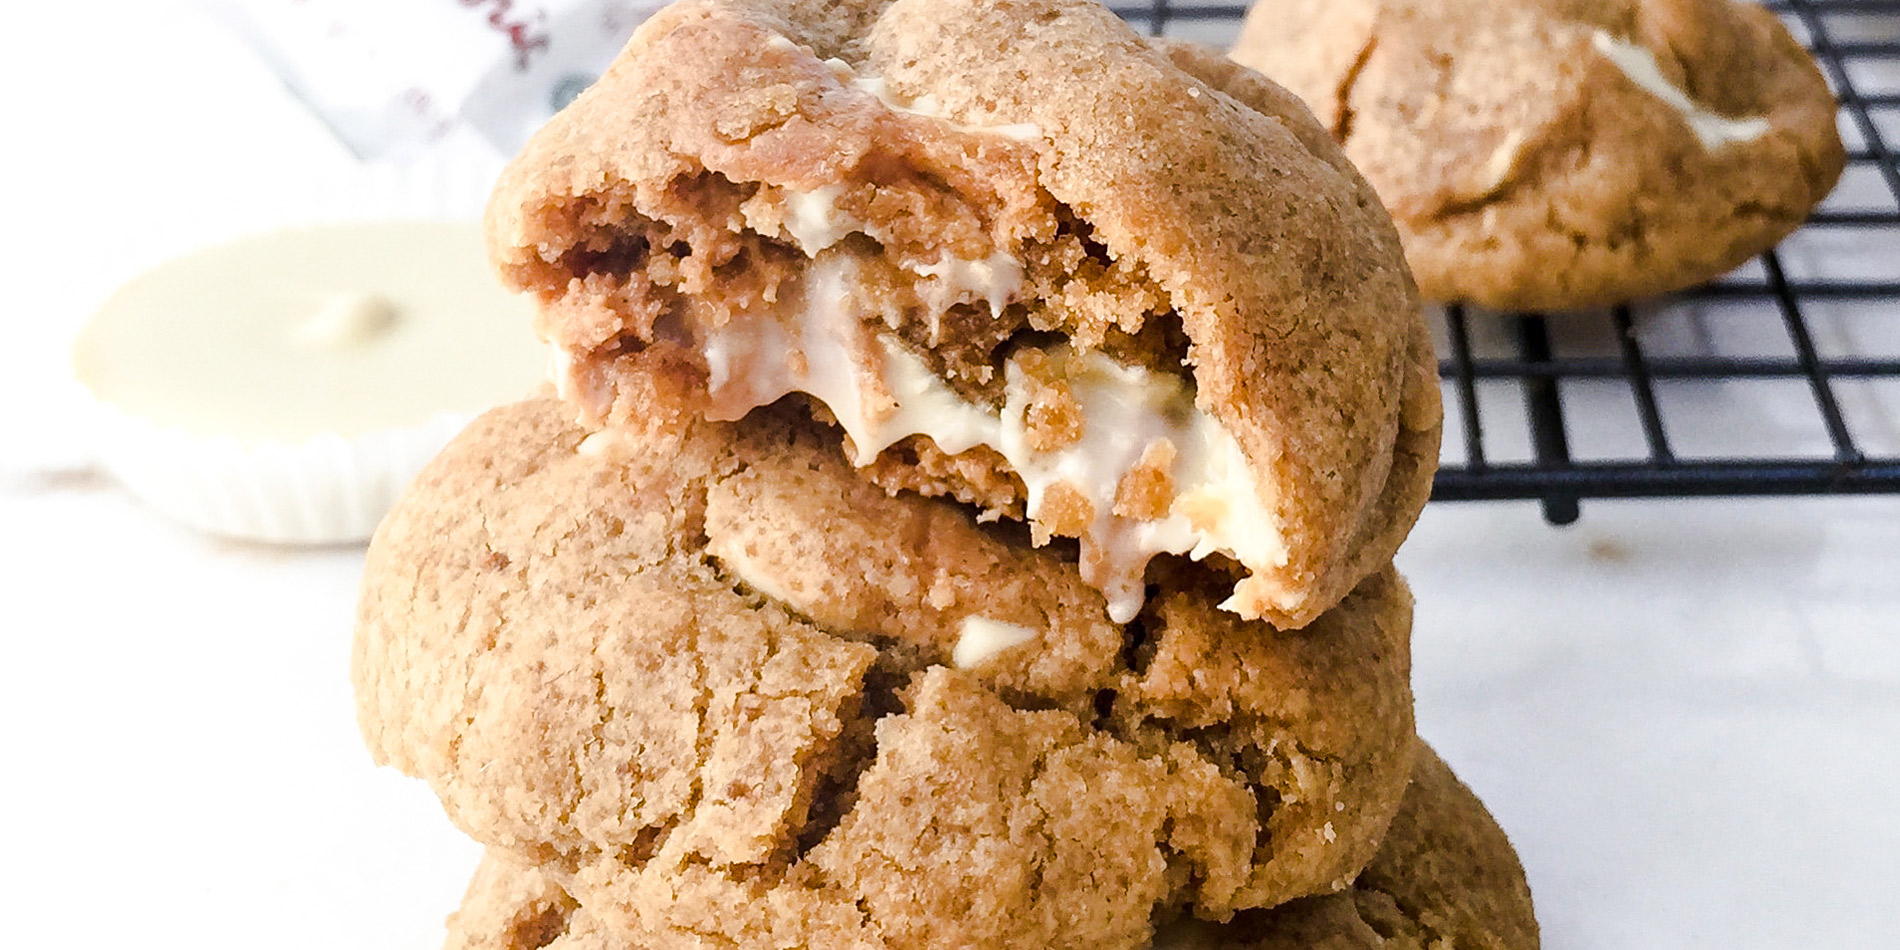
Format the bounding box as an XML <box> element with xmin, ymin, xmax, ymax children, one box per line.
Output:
<box><xmin>487</xmin><ymin>0</ymin><xmax>1440</xmax><ymax>630</ymax></box>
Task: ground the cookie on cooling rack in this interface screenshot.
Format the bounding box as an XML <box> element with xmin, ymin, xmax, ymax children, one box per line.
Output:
<box><xmin>1231</xmin><ymin>0</ymin><xmax>1845</xmax><ymax>311</ymax></box>
<box><xmin>353</xmin><ymin>398</ymin><xmax>1418</xmax><ymax>950</ymax></box>
<box><xmin>484</xmin><ymin>0</ymin><xmax>1441</xmax><ymax>630</ymax></box>
<box><xmin>442</xmin><ymin>740</ymin><xmax>1538</xmax><ymax>950</ymax></box>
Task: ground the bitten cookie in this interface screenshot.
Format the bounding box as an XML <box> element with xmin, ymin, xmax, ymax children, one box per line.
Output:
<box><xmin>484</xmin><ymin>0</ymin><xmax>1441</xmax><ymax>630</ymax></box>
<box><xmin>355</xmin><ymin>398</ymin><xmax>1418</xmax><ymax>950</ymax></box>
<box><xmin>444</xmin><ymin>741</ymin><xmax>1537</xmax><ymax>950</ymax></box>
<box><xmin>1232</xmin><ymin>0</ymin><xmax>1845</xmax><ymax>310</ymax></box>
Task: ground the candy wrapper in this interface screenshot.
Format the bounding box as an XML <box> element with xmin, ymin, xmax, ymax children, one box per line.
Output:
<box><xmin>204</xmin><ymin>0</ymin><xmax>665</xmax><ymax>158</ymax></box>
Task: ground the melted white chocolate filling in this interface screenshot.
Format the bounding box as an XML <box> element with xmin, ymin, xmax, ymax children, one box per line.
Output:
<box><xmin>742</xmin><ymin>187</ymin><xmax>1026</xmax><ymax>330</ymax></box>
<box><xmin>779</xmin><ymin>184</ymin><xmax>852</xmax><ymax>254</ymax></box>
<box><xmin>668</xmin><ymin>256</ymin><xmax>1285</xmax><ymax>624</ymax></box>
<box><xmin>1591</xmin><ymin>31</ymin><xmax>1772</xmax><ymax>150</ymax></box>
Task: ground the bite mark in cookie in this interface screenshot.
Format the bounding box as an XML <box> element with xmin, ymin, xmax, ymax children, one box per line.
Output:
<box><xmin>561</xmin><ymin>129</ymin><xmax>1284</xmax><ymax>625</ymax></box>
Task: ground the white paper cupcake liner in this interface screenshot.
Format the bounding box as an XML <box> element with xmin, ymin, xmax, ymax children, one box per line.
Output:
<box><xmin>88</xmin><ymin>399</ymin><xmax>475</xmax><ymax>545</ymax></box>
<box><xmin>75</xmin><ymin>158</ymin><xmax>536</xmax><ymax>545</ymax></box>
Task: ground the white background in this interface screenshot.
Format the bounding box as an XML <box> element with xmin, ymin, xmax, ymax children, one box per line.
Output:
<box><xmin>1</xmin><ymin>1</ymin><xmax>1897</xmax><ymax>947</ymax></box>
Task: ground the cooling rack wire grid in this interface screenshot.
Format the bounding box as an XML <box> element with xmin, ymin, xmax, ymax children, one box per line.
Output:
<box><xmin>1116</xmin><ymin>0</ymin><xmax>1900</xmax><ymax>524</ymax></box>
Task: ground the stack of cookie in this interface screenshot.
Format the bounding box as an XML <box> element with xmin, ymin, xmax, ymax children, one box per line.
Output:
<box><xmin>351</xmin><ymin>1</ymin><xmax>1541</xmax><ymax>948</ymax></box>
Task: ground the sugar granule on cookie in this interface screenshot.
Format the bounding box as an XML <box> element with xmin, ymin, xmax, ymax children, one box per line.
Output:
<box><xmin>1231</xmin><ymin>0</ymin><xmax>1846</xmax><ymax>310</ymax></box>
<box><xmin>485</xmin><ymin>0</ymin><xmax>1441</xmax><ymax>630</ymax></box>
<box><xmin>355</xmin><ymin>399</ymin><xmax>1421</xmax><ymax>950</ymax></box>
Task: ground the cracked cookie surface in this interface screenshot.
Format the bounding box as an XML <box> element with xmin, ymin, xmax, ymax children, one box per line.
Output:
<box><xmin>485</xmin><ymin>0</ymin><xmax>1440</xmax><ymax>631</ymax></box>
<box><xmin>354</xmin><ymin>398</ymin><xmax>1417</xmax><ymax>950</ymax></box>
<box><xmin>444</xmin><ymin>740</ymin><xmax>1536</xmax><ymax>950</ymax></box>
<box><xmin>1232</xmin><ymin>0</ymin><xmax>1845</xmax><ymax>310</ymax></box>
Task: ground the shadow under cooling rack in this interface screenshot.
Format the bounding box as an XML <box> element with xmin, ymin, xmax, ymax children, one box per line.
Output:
<box><xmin>1115</xmin><ymin>0</ymin><xmax>1900</xmax><ymax>524</ymax></box>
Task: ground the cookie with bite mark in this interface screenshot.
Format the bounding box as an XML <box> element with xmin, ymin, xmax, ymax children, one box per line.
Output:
<box><xmin>1231</xmin><ymin>0</ymin><xmax>1845</xmax><ymax>310</ymax></box>
<box><xmin>443</xmin><ymin>741</ymin><xmax>1538</xmax><ymax>950</ymax></box>
<box><xmin>354</xmin><ymin>398</ymin><xmax>1418</xmax><ymax>950</ymax></box>
<box><xmin>484</xmin><ymin>0</ymin><xmax>1441</xmax><ymax>630</ymax></box>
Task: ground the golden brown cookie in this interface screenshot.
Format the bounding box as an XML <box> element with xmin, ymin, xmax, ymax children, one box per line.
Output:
<box><xmin>356</xmin><ymin>398</ymin><xmax>1418</xmax><ymax>950</ymax></box>
<box><xmin>1337</xmin><ymin>744</ymin><xmax>1540</xmax><ymax>950</ymax></box>
<box><xmin>1232</xmin><ymin>0</ymin><xmax>1845</xmax><ymax>310</ymax></box>
<box><xmin>444</xmin><ymin>741</ymin><xmax>1537</xmax><ymax>950</ymax></box>
<box><xmin>485</xmin><ymin>0</ymin><xmax>1441</xmax><ymax>630</ymax></box>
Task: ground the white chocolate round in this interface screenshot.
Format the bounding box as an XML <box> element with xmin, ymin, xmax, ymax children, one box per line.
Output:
<box><xmin>75</xmin><ymin>221</ymin><xmax>545</xmax><ymax>441</ymax></box>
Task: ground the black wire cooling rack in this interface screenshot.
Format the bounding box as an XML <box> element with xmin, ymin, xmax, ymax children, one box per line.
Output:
<box><xmin>1116</xmin><ymin>0</ymin><xmax>1900</xmax><ymax>524</ymax></box>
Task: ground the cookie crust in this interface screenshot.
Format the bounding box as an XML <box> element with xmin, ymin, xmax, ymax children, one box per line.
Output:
<box><xmin>1232</xmin><ymin>0</ymin><xmax>1845</xmax><ymax>310</ymax></box>
<box><xmin>486</xmin><ymin>0</ymin><xmax>1440</xmax><ymax>629</ymax></box>
<box><xmin>355</xmin><ymin>399</ymin><xmax>1418</xmax><ymax>950</ymax></box>
<box><xmin>444</xmin><ymin>741</ymin><xmax>1537</xmax><ymax>950</ymax></box>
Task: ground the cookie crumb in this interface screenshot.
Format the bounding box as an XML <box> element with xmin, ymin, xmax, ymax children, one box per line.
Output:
<box><xmin>1014</xmin><ymin>348</ymin><xmax>1085</xmax><ymax>452</ymax></box>
<box><xmin>1036</xmin><ymin>481</ymin><xmax>1096</xmax><ymax>541</ymax></box>
<box><xmin>1113</xmin><ymin>440</ymin><xmax>1177</xmax><ymax>520</ymax></box>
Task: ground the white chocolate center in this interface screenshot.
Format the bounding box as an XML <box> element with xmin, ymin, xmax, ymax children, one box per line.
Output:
<box><xmin>684</xmin><ymin>257</ymin><xmax>1284</xmax><ymax>624</ymax></box>
<box><xmin>743</xmin><ymin>187</ymin><xmax>1026</xmax><ymax>333</ymax></box>
<box><xmin>1591</xmin><ymin>31</ymin><xmax>1772</xmax><ymax>149</ymax></box>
